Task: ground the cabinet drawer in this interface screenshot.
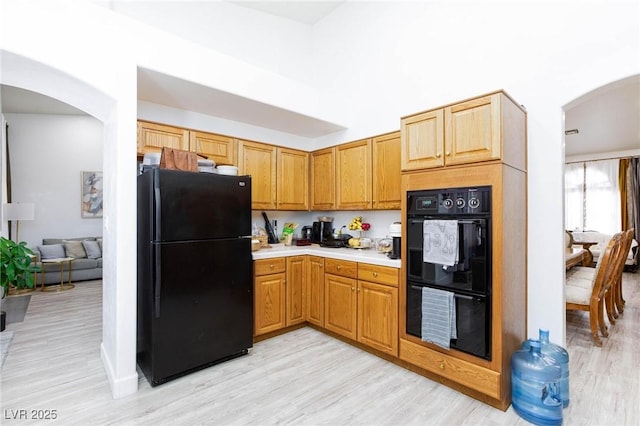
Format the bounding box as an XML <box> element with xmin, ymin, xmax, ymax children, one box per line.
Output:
<box><xmin>324</xmin><ymin>258</ymin><xmax>357</xmax><ymax>278</ymax></box>
<box><xmin>254</xmin><ymin>258</ymin><xmax>286</xmax><ymax>276</ymax></box>
<box><xmin>357</xmin><ymin>263</ymin><xmax>398</xmax><ymax>287</ymax></box>
<box><xmin>399</xmin><ymin>338</ymin><xmax>500</xmax><ymax>399</ymax></box>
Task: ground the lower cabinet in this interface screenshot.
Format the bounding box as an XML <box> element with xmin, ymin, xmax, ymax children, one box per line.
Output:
<box><xmin>255</xmin><ymin>256</ymin><xmax>399</xmax><ymax>357</ymax></box>
<box><xmin>306</xmin><ymin>256</ymin><xmax>325</xmax><ymax>327</ymax></box>
<box><xmin>324</xmin><ymin>259</ymin><xmax>399</xmax><ymax>356</ymax></box>
<box><xmin>254</xmin><ymin>258</ymin><xmax>287</xmax><ymax>336</ymax></box>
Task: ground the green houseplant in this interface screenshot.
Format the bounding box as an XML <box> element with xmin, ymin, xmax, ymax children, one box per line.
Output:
<box><xmin>1</xmin><ymin>237</ymin><xmax>40</xmax><ymax>331</ymax></box>
<box><xmin>1</xmin><ymin>237</ymin><xmax>40</xmax><ymax>298</ymax></box>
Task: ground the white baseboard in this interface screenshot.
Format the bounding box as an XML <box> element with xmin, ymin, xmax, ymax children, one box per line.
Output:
<box><xmin>100</xmin><ymin>342</ymin><xmax>138</xmax><ymax>399</ymax></box>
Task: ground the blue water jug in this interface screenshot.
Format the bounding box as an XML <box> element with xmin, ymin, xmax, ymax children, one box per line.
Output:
<box><xmin>511</xmin><ymin>340</ymin><xmax>563</xmax><ymax>425</ymax></box>
<box><xmin>523</xmin><ymin>329</ymin><xmax>570</xmax><ymax>408</ymax></box>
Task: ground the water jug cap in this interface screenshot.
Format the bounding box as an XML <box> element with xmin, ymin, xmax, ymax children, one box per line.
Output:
<box><xmin>539</xmin><ymin>329</ymin><xmax>550</xmax><ymax>342</ymax></box>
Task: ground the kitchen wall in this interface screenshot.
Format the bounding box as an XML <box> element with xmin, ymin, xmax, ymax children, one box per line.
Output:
<box><xmin>5</xmin><ymin>113</ymin><xmax>103</xmax><ymax>247</ymax></box>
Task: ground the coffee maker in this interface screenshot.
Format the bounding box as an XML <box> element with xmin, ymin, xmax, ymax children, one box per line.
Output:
<box><xmin>312</xmin><ymin>216</ymin><xmax>333</xmax><ymax>244</ymax></box>
<box><xmin>388</xmin><ymin>222</ymin><xmax>402</xmax><ymax>259</ymax></box>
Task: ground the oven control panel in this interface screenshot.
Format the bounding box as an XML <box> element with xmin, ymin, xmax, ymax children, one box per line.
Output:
<box><xmin>408</xmin><ymin>186</ymin><xmax>491</xmax><ymax>215</ymax></box>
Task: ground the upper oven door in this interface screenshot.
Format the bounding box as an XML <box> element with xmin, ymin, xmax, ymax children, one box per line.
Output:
<box><xmin>407</xmin><ymin>217</ymin><xmax>491</xmax><ymax>295</ymax></box>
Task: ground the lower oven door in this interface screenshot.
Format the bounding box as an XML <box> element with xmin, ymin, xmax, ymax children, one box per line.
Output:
<box><xmin>407</xmin><ymin>284</ymin><xmax>490</xmax><ymax>360</ymax></box>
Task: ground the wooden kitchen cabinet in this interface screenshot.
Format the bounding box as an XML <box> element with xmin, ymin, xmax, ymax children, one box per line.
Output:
<box><xmin>336</xmin><ymin>139</ymin><xmax>372</xmax><ymax>210</ymax></box>
<box><xmin>286</xmin><ymin>256</ymin><xmax>306</xmax><ymax>326</ymax></box>
<box><xmin>401</xmin><ymin>91</ymin><xmax>526</xmax><ymax>172</ymax></box>
<box><xmin>277</xmin><ymin>148</ymin><xmax>309</xmax><ymax>210</ymax></box>
<box><xmin>372</xmin><ymin>131</ymin><xmax>401</xmax><ymax>209</ymax></box>
<box><xmin>310</xmin><ymin>147</ymin><xmax>336</xmax><ymax>210</ymax></box>
<box><xmin>238</xmin><ymin>140</ymin><xmax>277</xmax><ymax>210</ymax></box>
<box><xmin>357</xmin><ymin>263</ymin><xmax>398</xmax><ymax>356</ymax></box>
<box><xmin>137</xmin><ymin>121</ymin><xmax>190</xmax><ymax>156</ymax></box>
<box><xmin>306</xmin><ymin>256</ymin><xmax>325</xmax><ymax>327</ymax></box>
<box><xmin>324</xmin><ymin>259</ymin><xmax>358</xmax><ymax>340</ymax></box>
<box><xmin>189</xmin><ymin>131</ymin><xmax>237</xmax><ymax>165</ymax></box>
<box><xmin>254</xmin><ymin>258</ymin><xmax>286</xmax><ymax>336</ymax></box>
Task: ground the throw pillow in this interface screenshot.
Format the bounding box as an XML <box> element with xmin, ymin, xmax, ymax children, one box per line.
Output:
<box><xmin>63</xmin><ymin>240</ymin><xmax>87</xmax><ymax>259</ymax></box>
<box><xmin>96</xmin><ymin>237</ymin><xmax>103</xmax><ymax>251</ymax></box>
<box><xmin>82</xmin><ymin>240</ymin><xmax>102</xmax><ymax>259</ymax></box>
<box><xmin>38</xmin><ymin>244</ymin><xmax>66</xmax><ymax>260</ymax></box>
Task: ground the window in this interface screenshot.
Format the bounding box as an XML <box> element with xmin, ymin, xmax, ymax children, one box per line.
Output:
<box><xmin>564</xmin><ymin>159</ymin><xmax>620</xmax><ymax>235</ymax></box>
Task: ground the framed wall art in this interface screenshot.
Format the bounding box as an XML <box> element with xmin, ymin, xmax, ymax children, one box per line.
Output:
<box><xmin>81</xmin><ymin>171</ymin><xmax>103</xmax><ymax>218</ymax></box>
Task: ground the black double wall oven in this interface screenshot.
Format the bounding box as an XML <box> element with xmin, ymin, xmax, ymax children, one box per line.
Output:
<box><xmin>406</xmin><ymin>186</ymin><xmax>492</xmax><ymax>360</ymax></box>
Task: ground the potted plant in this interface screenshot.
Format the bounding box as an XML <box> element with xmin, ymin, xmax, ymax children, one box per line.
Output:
<box><xmin>0</xmin><ymin>237</ymin><xmax>40</xmax><ymax>331</ymax></box>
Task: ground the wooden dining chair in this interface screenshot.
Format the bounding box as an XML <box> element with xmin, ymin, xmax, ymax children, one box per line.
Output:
<box><xmin>611</xmin><ymin>228</ymin><xmax>634</xmax><ymax>316</ymax></box>
<box><xmin>565</xmin><ymin>233</ymin><xmax>622</xmax><ymax>346</ymax></box>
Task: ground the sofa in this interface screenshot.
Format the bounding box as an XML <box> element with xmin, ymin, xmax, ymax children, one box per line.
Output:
<box><xmin>570</xmin><ymin>230</ymin><xmax>638</xmax><ymax>268</ymax></box>
<box><xmin>32</xmin><ymin>237</ymin><xmax>103</xmax><ymax>285</ymax></box>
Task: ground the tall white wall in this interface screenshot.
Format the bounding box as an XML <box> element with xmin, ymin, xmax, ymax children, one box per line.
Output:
<box><xmin>5</xmin><ymin>114</ymin><xmax>103</xmax><ymax>247</ymax></box>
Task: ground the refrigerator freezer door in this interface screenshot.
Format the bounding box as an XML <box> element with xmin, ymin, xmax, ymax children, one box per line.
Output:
<box><xmin>143</xmin><ymin>238</ymin><xmax>253</xmax><ymax>385</ymax></box>
<box><xmin>152</xmin><ymin>169</ymin><xmax>251</xmax><ymax>241</ymax></box>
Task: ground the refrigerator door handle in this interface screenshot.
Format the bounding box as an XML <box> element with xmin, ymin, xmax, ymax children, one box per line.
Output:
<box><xmin>154</xmin><ymin>246</ymin><xmax>162</xmax><ymax>318</ymax></box>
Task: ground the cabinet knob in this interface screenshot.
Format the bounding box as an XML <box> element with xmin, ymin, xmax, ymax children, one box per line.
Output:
<box><xmin>337</xmin><ymin>265</ymin><xmax>342</xmax><ymax>270</ymax></box>
<box><xmin>270</xmin><ymin>264</ymin><xmax>274</xmax><ymax>269</ymax></box>
<box><xmin>373</xmin><ymin>272</ymin><xmax>378</xmax><ymax>277</ymax></box>
<box><xmin>351</xmin><ymin>287</ymin><xmax>355</xmax><ymax>292</ymax></box>
<box><xmin>436</xmin><ymin>153</ymin><xmax>441</xmax><ymax>158</ymax></box>
<box><xmin>445</xmin><ymin>152</ymin><xmax>451</xmax><ymax>156</ymax></box>
<box><xmin>439</xmin><ymin>363</ymin><xmax>445</xmax><ymax>370</ymax></box>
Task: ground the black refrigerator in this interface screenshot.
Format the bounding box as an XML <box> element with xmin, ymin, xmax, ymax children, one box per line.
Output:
<box><xmin>137</xmin><ymin>168</ymin><xmax>253</xmax><ymax>386</ymax></box>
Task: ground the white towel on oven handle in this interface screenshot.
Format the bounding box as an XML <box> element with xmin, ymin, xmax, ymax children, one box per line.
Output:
<box><xmin>423</xmin><ymin>220</ymin><xmax>459</xmax><ymax>266</ymax></box>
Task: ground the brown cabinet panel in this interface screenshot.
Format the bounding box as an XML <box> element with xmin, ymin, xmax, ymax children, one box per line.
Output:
<box><xmin>286</xmin><ymin>256</ymin><xmax>306</xmax><ymax>326</ymax></box>
<box><xmin>306</xmin><ymin>256</ymin><xmax>325</xmax><ymax>327</ymax></box>
<box><xmin>401</xmin><ymin>110</ymin><xmax>444</xmax><ymax>170</ymax></box>
<box><xmin>277</xmin><ymin>148</ymin><xmax>309</xmax><ymax>210</ymax></box>
<box><xmin>372</xmin><ymin>131</ymin><xmax>401</xmax><ymax>209</ymax></box>
<box><xmin>137</xmin><ymin>121</ymin><xmax>190</xmax><ymax>155</ymax></box>
<box><xmin>310</xmin><ymin>147</ymin><xmax>336</xmax><ymax>210</ymax></box>
<box><xmin>189</xmin><ymin>131</ymin><xmax>237</xmax><ymax>165</ymax></box>
<box><xmin>324</xmin><ymin>258</ymin><xmax>357</xmax><ymax>279</ymax></box>
<box><xmin>357</xmin><ymin>280</ymin><xmax>398</xmax><ymax>356</ymax></box>
<box><xmin>254</xmin><ymin>272</ymin><xmax>286</xmax><ymax>336</ymax></box>
<box><xmin>324</xmin><ymin>273</ymin><xmax>357</xmax><ymax>340</ymax></box>
<box><xmin>357</xmin><ymin>263</ymin><xmax>398</xmax><ymax>287</ymax></box>
<box><xmin>238</xmin><ymin>140</ymin><xmax>277</xmax><ymax>210</ymax></box>
<box><xmin>336</xmin><ymin>139</ymin><xmax>372</xmax><ymax>210</ymax></box>
<box><xmin>254</xmin><ymin>258</ymin><xmax>286</xmax><ymax>276</ymax></box>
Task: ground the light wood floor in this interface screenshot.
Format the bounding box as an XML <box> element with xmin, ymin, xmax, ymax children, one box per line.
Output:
<box><xmin>1</xmin><ymin>272</ymin><xmax>638</xmax><ymax>425</ymax></box>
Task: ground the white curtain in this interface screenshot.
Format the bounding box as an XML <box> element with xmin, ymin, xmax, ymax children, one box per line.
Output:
<box><xmin>564</xmin><ymin>159</ymin><xmax>621</xmax><ymax>235</ymax></box>
<box><xmin>585</xmin><ymin>159</ymin><xmax>620</xmax><ymax>234</ymax></box>
<box><xmin>564</xmin><ymin>163</ymin><xmax>584</xmax><ymax>231</ymax></box>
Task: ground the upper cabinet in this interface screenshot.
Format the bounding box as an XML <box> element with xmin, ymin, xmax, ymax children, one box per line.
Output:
<box><xmin>137</xmin><ymin>121</ymin><xmax>190</xmax><ymax>155</ymax></box>
<box><xmin>401</xmin><ymin>91</ymin><xmax>526</xmax><ymax>172</ymax></box>
<box><xmin>372</xmin><ymin>131</ymin><xmax>401</xmax><ymax>209</ymax></box>
<box><xmin>310</xmin><ymin>147</ymin><xmax>336</xmax><ymax>210</ymax></box>
<box><xmin>189</xmin><ymin>131</ymin><xmax>237</xmax><ymax>166</ymax></box>
<box><xmin>336</xmin><ymin>139</ymin><xmax>372</xmax><ymax>210</ymax></box>
<box><xmin>277</xmin><ymin>147</ymin><xmax>309</xmax><ymax>210</ymax></box>
<box><xmin>238</xmin><ymin>140</ymin><xmax>278</xmax><ymax>210</ymax></box>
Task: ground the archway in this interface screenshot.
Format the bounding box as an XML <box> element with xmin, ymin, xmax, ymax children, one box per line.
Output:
<box><xmin>1</xmin><ymin>49</ymin><xmax>138</xmax><ymax>398</ymax></box>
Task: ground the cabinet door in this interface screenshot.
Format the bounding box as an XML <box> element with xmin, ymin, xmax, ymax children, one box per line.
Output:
<box><xmin>324</xmin><ymin>273</ymin><xmax>357</xmax><ymax>340</ymax></box>
<box><xmin>336</xmin><ymin>139</ymin><xmax>372</xmax><ymax>210</ymax></box>
<box><xmin>137</xmin><ymin>121</ymin><xmax>190</xmax><ymax>155</ymax></box>
<box><xmin>357</xmin><ymin>280</ymin><xmax>398</xmax><ymax>356</ymax></box>
<box><xmin>189</xmin><ymin>131</ymin><xmax>237</xmax><ymax>166</ymax></box>
<box><xmin>306</xmin><ymin>256</ymin><xmax>325</xmax><ymax>327</ymax></box>
<box><xmin>286</xmin><ymin>256</ymin><xmax>306</xmax><ymax>326</ymax></box>
<box><xmin>444</xmin><ymin>93</ymin><xmax>501</xmax><ymax>166</ymax></box>
<box><xmin>400</xmin><ymin>110</ymin><xmax>444</xmax><ymax>170</ymax></box>
<box><xmin>277</xmin><ymin>148</ymin><xmax>309</xmax><ymax>210</ymax></box>
<box><xmin>372</xmin><ymin>131</ymin><xmax>401</xmax><ymax>209</ymax></box>
<box><xmin>310</xmin><ymin>147</ymin><xmax>336</xmax><ymax>210</ymax></box>
<box><xmin>254</xmin><ymin>272</ymin><xmax>286</xmax><ymax>336</ymax></box>
<box><xmin>238</xmin><ymin>140</ymin><xmax>277</xmax><ymax>210</ymax></box>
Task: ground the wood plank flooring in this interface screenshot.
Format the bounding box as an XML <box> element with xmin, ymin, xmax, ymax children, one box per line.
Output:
<box><xmin>1</xmin><ymin>272</ymin><xmax>638</xmax><ymax>425</ymax></box>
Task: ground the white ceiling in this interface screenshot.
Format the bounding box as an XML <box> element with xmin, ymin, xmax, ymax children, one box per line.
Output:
<box><xmin>227</xmin><ymin>1</ymin><xmax>344</xmax><ymax>25</ymax></box>
<box><xmin>564</xmin><ymin>75</ymin><xmax>640</xmax><ymax>158</ymax></box>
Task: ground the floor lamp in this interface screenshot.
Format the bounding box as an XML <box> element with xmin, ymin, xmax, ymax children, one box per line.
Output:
<box><xmin>3</xmin><ymin>202</ymin><xmax>35</xmax><ymax>242</ymax></box>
